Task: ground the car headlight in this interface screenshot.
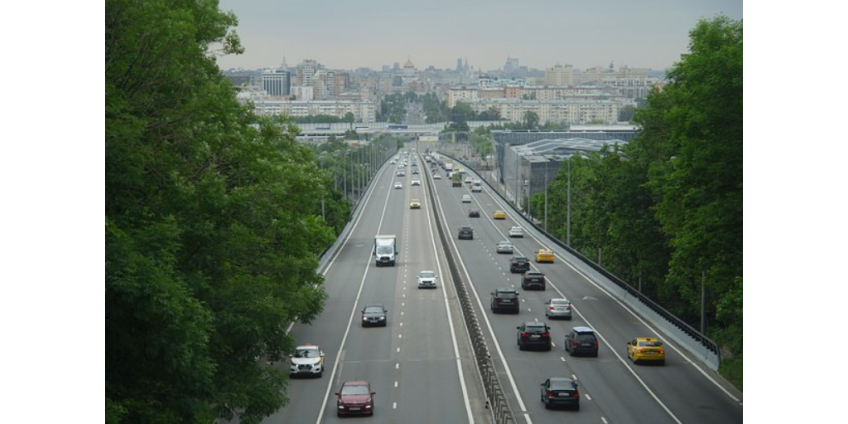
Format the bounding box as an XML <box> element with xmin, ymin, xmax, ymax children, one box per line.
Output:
<box><xmin>378</xmin><ymin>317</ymin><xmax>385</xmax><ymax>320</ymax></box>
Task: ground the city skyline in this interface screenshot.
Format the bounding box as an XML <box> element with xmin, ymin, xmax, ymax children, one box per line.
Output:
<box><xmin>216</xmin><ymin>0</ymin><xmax>742</xmax><ymax>72</ymax></box>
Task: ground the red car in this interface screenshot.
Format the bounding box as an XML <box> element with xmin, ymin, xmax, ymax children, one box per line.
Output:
<box><xmin>336</xmin><ymin>381</ymin><xmax>375</xmax><ymax>416</ymax></box>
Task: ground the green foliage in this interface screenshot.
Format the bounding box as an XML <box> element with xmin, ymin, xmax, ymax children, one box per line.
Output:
<box><xmin>523</xmin><ymin>111</ymin><xmax>540</xmax><ymax>129</ymax></box>
<box><xmin>106</xmin><ymin>0</ymin><xmax>345</xmax><ymax>422</ymax></box>
<box><xmin>534</xmin><ymin>16</ymin><xmax>743</xmax><ymax>389</ymax></box>
<box><xmin>378</xmin><ymin>93</ymin><xmax>406</xmax><ymax>123</ymax></box>
<box><xmin>618</xmin><ymin>105</ymin><xmax>636</xmax><ymax>122</ymax></box>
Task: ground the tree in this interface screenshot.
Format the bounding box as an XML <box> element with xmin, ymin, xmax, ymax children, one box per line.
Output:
<box><xmin>106</xmin><ymin>1</ymin><xmax>336</xmax><ymax>422</ymax></box>
<box><xmin>523</xmin><ymin>111</ymin><xmax>539</xmax><ymax>129</ymax></box>
<box><xmin>618</xmin><ymin>105</ymin><xmax>636</xmax><ymax>122</ymax></box>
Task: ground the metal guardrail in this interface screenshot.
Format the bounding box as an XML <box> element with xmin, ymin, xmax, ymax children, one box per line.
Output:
<box><xmin>439</xmin><ymin>152</ymin><xmax>721</xmax><ymax>361</ymax></box>
<box><xmin>422</xmin><ymin>157</ymin><xmax>515</xmax><ymax>424</ymax></box>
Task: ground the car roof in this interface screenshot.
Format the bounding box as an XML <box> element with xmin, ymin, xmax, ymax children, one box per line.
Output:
<box><xmin>636</xmin><ymin>337</ymin><xmax>660</xmax><ymax>342</ymax></box>
<box><xmin>364</xmin><ymin>304</ymin><xmax>384</xmax><ymax>309</ymax></box>
<box><xmin>513</xmin><ymin>256</ymin><xmax>528</xmax><ymax>260</ymax></box>
<box><xmin>572</xmin><ymin>326</ymin><xmax>595</xmax><ymax>333</ymax></box>
<box><xmin>496</xmin><ymin>288</ymin><xmax>518</xmax><ymax>293</ymax></box>
<box><xmin>549</xmin><ymin>298</ymin><xmax>570</xmax><ymax>303</ymax></box>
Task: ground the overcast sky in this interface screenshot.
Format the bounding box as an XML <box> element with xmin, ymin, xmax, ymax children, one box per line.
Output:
<box><xmin>217</xmin><ymin>0</ymin><xmax>742</xmax><ymax>72</ymax></box>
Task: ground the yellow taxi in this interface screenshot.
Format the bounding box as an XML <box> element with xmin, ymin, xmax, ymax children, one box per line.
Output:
<box><xmin>493</xmin><ymin>209</ymin><xmax>506</xmax><ymax>220</ymax></box>
<box><xmin>535</xmin><ymin>248</ymin><xmax>554</xmax><ymax>263</ymax></box>
<box><xmin>626</xmin><ymin>337</ymin><xmax>665</xmax><ymax>365</ymax></box>
<box><xmin>409</xmin><ymin>199</ymin><xmax>421</xmax><ymax>209</ymax></box>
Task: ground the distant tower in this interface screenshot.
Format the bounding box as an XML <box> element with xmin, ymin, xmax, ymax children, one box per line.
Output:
<box><xmin>280</xmin><ymin>56</ymin><xmax>289</xmax><ymax>70</ymax></box>
<box><xmin>609</xmin><ymin>61</ymin><xmax>615</xmax><ymax>71</ymax></box>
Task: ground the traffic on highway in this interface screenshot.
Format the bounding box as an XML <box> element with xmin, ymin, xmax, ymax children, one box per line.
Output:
<box><xmin>260</xmin><ymin>144</ymin><xmax>742</xmax><ymax>424</ymax></box>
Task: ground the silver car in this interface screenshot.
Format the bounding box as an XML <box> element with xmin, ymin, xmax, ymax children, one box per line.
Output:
<box><xmin>417</xmin><ymin>270</ymin><xmax>437</xmax><ymax>289</ymax></box>
<box><xmin>508</xmin><ymin>226</ymin><xmax>524</xmax><ymax>238</ymax></box>
<box><xmin>496</xmin><ymin>241</ymin><xmax>514</xmax><ymax>254</ymax></box>
<box><xmin>545</xmin><ymin>298</ymin><xmax>573</xmax><ymax>320</ymax></box>
<box><xmin>461</xmin><ymin>194</ymin><xmax>472</xmax><ymax>203</ymax></box>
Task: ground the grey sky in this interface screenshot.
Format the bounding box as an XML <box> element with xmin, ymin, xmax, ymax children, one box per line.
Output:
<box><xmin>215</xmin><ymin>0</ymin><xmax>742</xmax><ymax>71</ymax></box>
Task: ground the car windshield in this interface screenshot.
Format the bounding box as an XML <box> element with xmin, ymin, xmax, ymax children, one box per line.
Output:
<box><xmin>376</xmin><ymin>245</ymin><xmax>393</xmax><ymax>255</ymax></box>
<box><xmin>525</xmin><ymin>325</ymin><xmax>546</xmax><ymax>333</ymax></box>
<box><xmin>576</xmin><ymin>334</ymin><xmax>596</xmax><ymax>342</ymax></box>
<box><xmin>341</xmin><ymin>385</ymin><xmax>370</xmax><ymax>395</ymax></box>
<box><xmin>551</xmin><ymin>299</ymin><xmax>570</xmax><ymax>305</ymax></box>
<box><xmin>549</xmin><ymin>379</ymin><xmax>574</xmax><ymax>390</ymax></box>
<box><xmin>639</xmin><ymin>340</ymin><xmax>662</xmax><ymax>347</ymax></box>
<box><xmin>419</xmin><ymin>271</ymin><xmax>435</xmax><ymax>278</ymax></box>
<box><xmin>364</xmin><ymin>306</ymin><xmax>383</xmax><ymax>314</ymax></box>
<box><xmin>294</xmin><ymin>348</ymin><xmax>319</xmax><ymax>358</ymax></box>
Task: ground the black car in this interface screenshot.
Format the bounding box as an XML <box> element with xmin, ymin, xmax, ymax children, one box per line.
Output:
<box><xmin>540</xmin><ymin>378</ymin><xmax>580</xmax><ymax>410</ymax></box>
<box><xmin>361</xmin><ymin>304</ymin><xmax>388</xmax><ymax>327</ymax></box>
<box><xmin>521</xmin><ymin>271</ymin><xmax>546</xmax><ymax>290</ymax></box>
<box><xmin>517</xmin><ymin>322</ymin><xmax>552</xmax><ymax>351</ymax></box>
<box><xmin>468</xmin><ymin>209</ymin><xmax>480</xmax><ymax>218</ymax></box>
<box><xmin>510</xmin><ymin>257</ymin><xmax>530</xmax><ymax>274</ymax></box>
<box><xmin>564</xmin><ymin>327</ymin><xmax>598</xmax><ymax>357</ymax></box>
<box><xmin>490</xmin><ymin>289</ymin><xmax>520</xmax><ymax>313</ymax></box>
<box><xmin>458</xmin><ymin>226</ymin><xmax>474</xmax><ymax>240</ymax></box>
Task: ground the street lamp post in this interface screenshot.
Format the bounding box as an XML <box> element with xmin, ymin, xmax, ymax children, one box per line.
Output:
<box><xmin>567</xmin><ymin>155</ymin><xmax>571</xmax><ymax>246</ymax></box>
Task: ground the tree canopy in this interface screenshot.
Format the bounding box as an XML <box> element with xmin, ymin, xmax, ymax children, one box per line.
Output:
<box><xmin>531</xmin><ymin>16</ymin><xmax>743</xmax><ymax>388</ymax></box>
<box><xmin>106</xmin><ymin>0</ymin><xmax>348</xmax><ymax>422</ymax></box>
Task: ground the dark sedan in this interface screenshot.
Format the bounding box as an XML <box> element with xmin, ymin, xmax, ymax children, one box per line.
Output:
<box><xmin>468</xmin><ymin>209</ymin><xmax>480</xmax><ymax>218</ymax></box>
<box><xmin>336</xmin><ymin>380</ymin><xmax>375</xmax><ymax>416</ymax></box>
<box><xmin>361</xmin><ymin>304</ymin><xmax>387</xmax><ymax>327</ymax></box>
<box><xmin>458</xmin><ymin>226</ymin><xmax>474</xmax><ymax>240</ymax></box>
<box><xmin>540</xmin><ymin>378</ymin><xmax>580</xmax><ymax>410</ymax></box>
<box><xmin>517</xmin><ymin>322</ymin><xmax>552</xmax><ymax>350</ymax></box>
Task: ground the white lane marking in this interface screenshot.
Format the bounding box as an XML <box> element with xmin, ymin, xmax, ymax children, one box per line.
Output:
<box><xmin>422</xmin><ymin>154</ymin><xmax>474</xmax><ymax>424</ymax></box>
<box><xmin>523</xmin><ymin>413</ymin><xmax>533</xmax><ymax>424</ymax></box>
<box><xmin>521</xmin><ymin>210</ymin><xmax>741</xmax><ymax>404</ymax></box>
<box><xmin>561</xmin><ymin>357</ymin><xmax>566</xmax><ymax>362</ymax></box>
<box><xmin>433</xmin><ymin>186</ymin><xmax>529</xmax><ymax>422</ymax></box>
<box><xmin>395</xmin><ymin>381</ymin><xmax>398</xmax><ymax>388</ymax></box>
<box><xmin>466</xmin><ymin>191</ymin><xmax>692</xmax><ymax>421</ymax></box>
<box><xmin>397</xmin><ymin>347</ymin><xmax>401</xmax><ymax>353</ymax></box>
<box><xmin>315</xmin><ymin>161</ymin><xmax>397</xmax><ymax>424</ymax></box>
<box><xmin>400</xmin><ymin>322</ymin><xmax>403</xmax><ymax>327</ymax></box>
<box><xmin>399</xmin><ymin>334</ymin><xmax>402</xmax><ymax>339</ymax></box>
<box><xmin>393</xmin><ymin>402</ymin><xmax>397</xmax><ymax>409</ymax></box>
<box><xmin>572</xmin><ymin>374</ymin><xmax>578</xmax><ymax>380</ymax></box>
<box><xmin>602</xmin><ymin>417</ymin><xmax>608</xmax><ymax>424</ymax></box>
<box><xmin>396</xmin><ymin>363</ymin><xmax>399</xmax><ymax>370</ymax></box>
<box><xmin>551</xmin><ymin>342</ymin><xmax>556</xmax><ymax>347</ymax></box>
<box><xmin>586</xmin><ymin>394</ymin><xmax>592</xmax><ymax>401</ymax></box>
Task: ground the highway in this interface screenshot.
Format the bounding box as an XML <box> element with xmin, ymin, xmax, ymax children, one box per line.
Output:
<box><xmin>427</xmin><ymin>148</ymin><xmax>743</xmax><ymax>424</ymax></box>
<box><xmin>259</xmin><ymin>148</ymin><xmax>488</xmax><ymax>424</ymax></box>
<box><xmin>256</xmin><ymin>144</ymin><xmax>742</xmax><ymax>424</ymax></box>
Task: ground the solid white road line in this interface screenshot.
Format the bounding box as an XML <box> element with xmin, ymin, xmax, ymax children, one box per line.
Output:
<box><xmin>315</xmin><ymin>162</ymin><xmax>396</xmax><ymax>424</ymax></box>
<box><xmin>422</xmin><ymin>159</ymin><xmax>475</xmax><ymax>424</ymax></box>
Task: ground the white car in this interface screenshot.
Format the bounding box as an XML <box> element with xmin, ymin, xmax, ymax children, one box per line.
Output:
<box><xmin>508</xmin><ymin>226</ymin><xmax>524</xmax><ymax>238</ymax></box>
<box><xmin>461</xmin><ymin>194</ymin><xmax>472</xmax><ymax>203</ymax></box>
<box><xmin>290</xmin><ymin>344</ymin><xmax>325</xmax><ymax>377</ymax></box>
<box><xmin>411</xmin><ymin>179</ymin><xmax>421</xmax><ymax>186</ymax></box>
<box><xmin>394</xmin><ymin>182</ymin><xmax>402</xmax><ymax>189</ymax></box>
<box><xmin>433</xmin><ymin>174</ymin><xmax>441</xmax><ymax>180</ymax></box>
<box><xmin>417</xmin><ymin>270</ymin><xmax>437</xmax><ymax>289</ymax></box>
<box><xmin>496</xmin><ymin>241</ymin><xmax>514</xmax><ymax>254</ymax></box>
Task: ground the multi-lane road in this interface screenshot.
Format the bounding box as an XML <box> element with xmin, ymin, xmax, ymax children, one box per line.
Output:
<box><xmin>259</xmin><ymin>145</ymin><xmax>743</xmax><ymax>424</ymax></box>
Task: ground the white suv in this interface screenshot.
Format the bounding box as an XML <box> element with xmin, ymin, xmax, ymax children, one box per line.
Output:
<box><xmin>289</xmin><ymin>344</ymin><xmax>325</xmax><ymax>377</ymax></box>
<box><xmin>417</xmin><ymin>270</ymin><xmax>437</xmax><ymax>289</ymax></box>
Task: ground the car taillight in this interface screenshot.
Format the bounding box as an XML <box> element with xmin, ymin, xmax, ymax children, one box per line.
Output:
<box><xmin>541</xmin><ymin>332</ymin><xmax>550</xmax><ymax>338</ymax></box>
<box><xmin>573</xmin><ymin>391</ymin><xmax>580</xmax><ymax>397</ymax></box>
<box><xmin>548</xmin><ymin>391</ymin><xmax>556</xmax><ymax>398</ymax></box>
<box><xmin>572</xmin><ymin>341</ymin><xmax>578</xmax><ymax>347</ymax></box>
<box><xmin>549</xmin><ymin>306</ymin><xmax>555</xmax><ymax>310</ymax></box>
<box><xmin>595</xmin><ymin>341</ymin><xmax>599</xmax><ymax>347</ymax></box>
<box><xmin>658</xmin><ymin>349</ymin><xmax>665</xmax><ymax>354</ymax></box>
<box><xmin>520</xmin><ymin>332</ymin><xmax>529</xmax><ymax>337</ymax></box>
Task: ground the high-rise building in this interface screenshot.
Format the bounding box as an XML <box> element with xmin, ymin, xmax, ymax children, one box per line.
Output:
<box><xmin>262</xmin><ymin>69</ymin><xmax>291</xmax><ymax>97</ymax></box>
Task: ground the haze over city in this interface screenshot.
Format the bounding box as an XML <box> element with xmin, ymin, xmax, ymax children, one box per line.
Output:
<box><xmin>217</xmin><ymin>0</ymin><xmax>743</xmax><ymax>71</ymax></box>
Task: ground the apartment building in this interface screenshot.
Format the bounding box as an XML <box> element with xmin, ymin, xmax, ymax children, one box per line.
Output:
<box><xmin>250</xmin><ymin>99</ymin><xmax>377</xmax><ymax>123</ymax></box>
